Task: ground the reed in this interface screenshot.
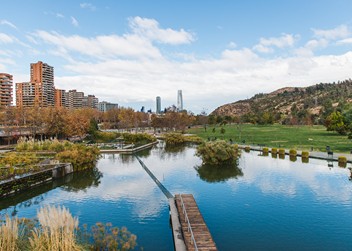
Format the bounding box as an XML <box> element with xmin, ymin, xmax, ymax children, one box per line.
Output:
<box><xmin>29</xmin><ymin>205</ymin><xmax>81</xmax><ymax>251</ymax></box>
<box><xmin>0</xmin><ymin>216</ymin><xmax>19</xmax><ymax>251</ymax></box>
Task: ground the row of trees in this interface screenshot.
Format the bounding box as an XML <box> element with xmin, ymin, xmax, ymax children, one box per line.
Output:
<box><xmin>0</xmin><ymin>106</ymin><xmax>197</xmax><ymax>142</ymax></box>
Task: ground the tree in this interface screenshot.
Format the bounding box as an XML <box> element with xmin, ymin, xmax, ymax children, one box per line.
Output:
<box><xmin>325</xmin><ymin>111</ymin><xmax>347</xmax><ymax>135</ymax></box>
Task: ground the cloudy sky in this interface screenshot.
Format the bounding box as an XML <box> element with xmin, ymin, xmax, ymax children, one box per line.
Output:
<box><xmin>1</xmin><ymin>0</ymin><xmax>352</xmax><ymax>113</ymax></box>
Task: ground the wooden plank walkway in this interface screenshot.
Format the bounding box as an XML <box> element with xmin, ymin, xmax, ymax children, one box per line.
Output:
<box><xmin>175</xmin><ymin>194</ymin><xmax>217</xmax><ymax>251</ymax></box>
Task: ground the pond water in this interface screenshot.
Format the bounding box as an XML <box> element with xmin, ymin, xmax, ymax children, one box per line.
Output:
<box><xmin>1</xmin><ymin>142</ymin><xmax>352</xmax><ymax>250</ymax></box>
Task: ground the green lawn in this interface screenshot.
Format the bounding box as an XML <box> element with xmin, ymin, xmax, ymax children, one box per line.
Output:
<box><xmin>187</xmin><ymin>124</ymin><xmax>352</xmax><ymax>153</ymax></box>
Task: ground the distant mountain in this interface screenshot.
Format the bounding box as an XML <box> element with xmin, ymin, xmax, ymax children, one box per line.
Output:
<box><xmin>211</xmin><ymin>79</ymin><xmax>352</xmax><ymax>124</ymax></box>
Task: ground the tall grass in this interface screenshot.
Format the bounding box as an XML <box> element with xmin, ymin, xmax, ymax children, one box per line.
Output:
<box><xmin>29</xmin><ymin>205</ymin><xmax>81</xmax><ymax>251</ymax></box>
<box><xmin>0</xmin><ymin>216</ymin><xmax>19</xmax><ymax>251</ymax></box>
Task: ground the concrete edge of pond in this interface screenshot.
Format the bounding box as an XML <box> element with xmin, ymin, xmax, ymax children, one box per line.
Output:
<box><xmin>99</xmin><ymin>141</ymin><xmax>158</xmax><ymax>154</ymax></box>
<box><xmin>239</xmin><ymin>144</ymin><xmax>352</xmax><ymax>163</ymax></box>
<box><xmin>169</xmin><ymin>198</ymin><xmax>187</xmax><ymax>251</ymax></box>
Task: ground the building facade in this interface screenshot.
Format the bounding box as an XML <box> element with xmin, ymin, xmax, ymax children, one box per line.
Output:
<box><xmin>30</xmin><ymin>61</ymin><xmax>55</xmax><ymax>107</ymax></box>
<box><xmin>177</xmin><ymin>90</ymin><xmax>183</xmax><ymax>111</ymax></box>
<box><xmin>98</xmin><ymin>101</ymin><xmax>118</xmax><ymax>112</ymax></box>
<box><xmin>67</xmin><ymin>90</ymin><xmax>84</xmax><ymax>109</ymax></box>
<box><xmin>156</xmin><ymin>96</ymin><xmax>161</xmax><ymax>114</ymax></box>
<box><xmin>83</xmin><ymin>95</ymin><xmax>99</xmax><ymax>109</ymax></box>
<box><xmin>54</xmin><ymin>89</ymin><xmax>67</xmax><ymax>107</ymax></box>
<box><xmin>0</xmin><ymin>73</ymin><xmax>13</xmax><ymax>107</ymax></box>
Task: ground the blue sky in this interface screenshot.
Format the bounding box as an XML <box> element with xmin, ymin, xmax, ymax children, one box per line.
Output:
<box><xmin>1</xmin><ymin>0</ymin><xmax>352</xmax><ymax>113</ymax></box>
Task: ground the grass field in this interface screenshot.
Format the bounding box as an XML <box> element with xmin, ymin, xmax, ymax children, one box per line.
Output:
<box><xmin>187</xmin><ymin>124</ymin><xmax>352</xmax><ymax>153</ymax></box>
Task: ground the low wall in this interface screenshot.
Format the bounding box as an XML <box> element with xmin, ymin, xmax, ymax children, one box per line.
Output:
<box><xmin>0</xmin><ymin>163</ymin><xmax>73</xmax><ymax>198</ymax></box>
<box><xmin>100</xmin><ymin>141</ymin><xmax>158</xmax><ymax>154</ymax></box>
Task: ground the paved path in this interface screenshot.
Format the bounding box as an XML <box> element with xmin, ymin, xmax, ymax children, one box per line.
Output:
<box><xmin>240</xmin><ymin>144</ymin><xmax>352</xmax><ymax>163</ymax></box>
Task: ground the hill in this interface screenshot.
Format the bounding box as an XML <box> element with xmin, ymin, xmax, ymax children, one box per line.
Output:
<box><xmin>211</xmin><ymin>79</ymin><xmax>352</xmax><ymax>124</ymax></box>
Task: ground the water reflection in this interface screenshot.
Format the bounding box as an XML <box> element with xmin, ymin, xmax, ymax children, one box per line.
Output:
<box><xmin>231</xmin><ymin>152</ymin><xmax>352</xmax><ymax>202</ymax></box>
<box><xmin>195</xmin><ymin>162</ymin><xmax>243</xmax><ymax>183</ymax></box>
<box><xmin>61</xmin><ymin>168</ymin><xmax>103</xmax><ymax>192</ymax></box>
<box><xmin>0</xmin><ymin>167</ymin><xmax>103</xmax><ymax>215</ymax></box>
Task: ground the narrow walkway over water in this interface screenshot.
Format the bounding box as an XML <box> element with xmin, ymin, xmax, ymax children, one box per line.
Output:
<box><xmin>134</xmin><ymin>155</ymin><xmax>173</xmax><ymax>199</ymax></box>
<box><xmin>135</xmin><ymin>156</ymin><xmax>217</xmax><ymax>251</ymax></box>
<box><xmin>175</xmin><ymin>194</ymin><xmax>217</xmax><ymax>251</ymax></box>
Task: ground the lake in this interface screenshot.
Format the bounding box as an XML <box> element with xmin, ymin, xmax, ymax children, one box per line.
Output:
<box><xmin>1</xmin><ymin>142</ymin><xmax>352</xmax><ymax>250</ymax></box>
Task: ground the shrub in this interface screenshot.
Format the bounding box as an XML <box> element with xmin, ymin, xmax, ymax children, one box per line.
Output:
<box><xmin>165</xmin><ymin>133</ymin><xmax>203</xmax><ymax>145</ymax></box>
<box><xmin>16</xmin><ymin>138</ymin><xmax>73</xmax><ymax>153</ymax></box>
<box><xmin>338</xmin><ymin>156</ymin><xmax>347</xmax><ymax>163</ymax></box>
<box><xmin>164</xmin><ymin>133</ymin><xmax>185</xmax><ymax>145</ymax></box>
<box><xmin>289</xmin><ymin>149</ymin><xmax>297</xmax><ymax>156</ymax></box>
<box><xmin>279</xmin><ymin>148</ymin><xmax>285</xmax><ymax>155</ymax></box>
<box><xmin>122</xmin><ymin>133</ymin><xmax>156</xmax><ymax>146</ymax></box>
<box><xmin>55</xmin><ymin>144</ymin><xmax>100</xmax><ymax>171</ymax></box>
<box><xmin>301</xmin><ymin>151</ymin><xmax>309</xmax><ymax>158</ymax></box>
<box><xmin>196</xmin><ymin>140</ymin><xmax>239</xmax><ymax>165</ymax></box>
<box><xmin>244</xmin><ymin>146</ymin><xmax>251</xmax><ymax>152</ymax></box>
<box><xmin>271</xmin><ymin>148</ymin><xmax>277</xmax><ymax>154</ymax></box>
<box><xmin>93</xmin><ymin>131</ymin><xmax>120</xmax><ymax>143</ymax></box>
<box><xmin>262</xmin><ymin>147</ymin><xmax>269</xmax><ymax>153</ymax></box>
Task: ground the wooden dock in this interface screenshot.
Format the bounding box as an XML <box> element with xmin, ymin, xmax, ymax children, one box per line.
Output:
<box><xmin>175</xmin><ymin>194</ymin><xmax>217</xmax><ymax>251</ymax></box>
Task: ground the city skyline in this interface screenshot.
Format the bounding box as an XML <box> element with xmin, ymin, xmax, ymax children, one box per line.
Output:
<box><xmin>1</xmin><ymin>1</ymin><xmax>352</xmax><ymax>113</ymax></box>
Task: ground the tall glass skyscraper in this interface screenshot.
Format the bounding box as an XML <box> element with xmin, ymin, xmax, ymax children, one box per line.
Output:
<box><xmin>177</xmin><ymin>90</ymin><xmax>183</xmax><ymax>111</ymax></box>
<box><xmin>156</xmin><ymin>96</ymin><xmax>161</xmax><ymax>114</ymax></box>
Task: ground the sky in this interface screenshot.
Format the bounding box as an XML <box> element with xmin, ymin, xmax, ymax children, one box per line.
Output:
<box><xmin>1</xmin><ymin>0</ymin><xmax>352</xmax><ymax>114</ymax></box>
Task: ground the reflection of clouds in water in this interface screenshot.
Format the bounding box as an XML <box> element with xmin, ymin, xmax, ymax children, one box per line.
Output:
<box><xmin>229</xmin><ymin>152</ymin><xmax>352</xmax><ymax>202</ymax></box>
<box><xmin>44</xmin><ymin>156</ymin><xmax>167</xmax><ymax>219</ymax></box>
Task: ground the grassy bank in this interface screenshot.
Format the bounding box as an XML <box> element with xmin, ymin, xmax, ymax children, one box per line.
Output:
<box><xmin>188</xmin><ymin>124</ymin><xmax>352</xmax><ymax>153</ymax></box>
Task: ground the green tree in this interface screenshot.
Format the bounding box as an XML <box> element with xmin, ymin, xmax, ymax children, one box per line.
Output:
<box><xmin>325</xmin><ymin>111</ymin><xmax>347</xmax><ymax>135</ymax></box>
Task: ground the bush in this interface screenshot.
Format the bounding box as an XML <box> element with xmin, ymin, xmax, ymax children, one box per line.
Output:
<box><xmin>338</xmin><ymin>156</ymin><xmax>347</xmax><ymax>163</ymax></box>
<box><xmin>196</xmin><ymin>140</ymin><xmax>239</xmax><ymax>165</ymax></box>
<box><xmin>289</xmin><ymin>149</ymin><xmax>297</xmax><ymax>156</ymax></box>
<box><xmin>92</xmin><ymin>131</ymin><xmax>120</xmax><ymax>143</ymax></box>
<box><xmin>164</xmin><ymin>133</ymin><xmax>185</xmax><ymax>145</ymax></box>
<box><xmin>271</xmin><ymin>148</ymin><xmax>277</xmax><ymax>154</ymax></box>
<box><xmin>244</xmin><ymin>146</ymin><xmax>251</xmax><ymax>152</ymax></box>
<box><xmin>301</xmin><ymin>151</ymin><xmax>309</xmax><ymax>158</ymax></box>
<box><xmin>122</xmin><ymin>133</ymin><xmax>156</xmax><ymax>146</ymax></box>
<box><xmin>279</xmin><ymin>148</ymin><xmax>285</xmax><ymax>155</ymax></box>
<box><xmin>16</xmin><ymin>138</ymin><xmax>73</xmax><ymax>153</ymax></box>
<box><xmin>55</xmin><ymin>144</ymin><xmax>100</xmax><ymax>171</ymax></box>
<box><xmin>263</xmin><ymin>147</ymin><xmax>269</xmax><ymax>153</ymax></box>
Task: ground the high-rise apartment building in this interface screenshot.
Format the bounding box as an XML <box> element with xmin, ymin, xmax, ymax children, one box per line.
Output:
<box><xmin>16</xmin><ymin>82</ymin><xmax>43</xmax><ymax>107</ymax></box>
<box><xmin>83</xmin><ymin>95</ymin><xmax>99</xmax><ymax>108</ymax></box>
<box><xmin>156</xmin><ymin>96</ymin><xmax>161</xmax><ymax>114</ymax></box>
<box><xmin>16</xmin><ymin>61</ymin><xmax>55</xmax><ymax>108</ymax></box>
<box><xmin>54</xmin><ymin>89</ymin><xmax>67</xmax><ymax>107</ymax></box>
<box><xmin>0</xmin><ymin>73</ymin><xmax>13</xmax><ymax>107</ymax></box>
<box><xmin>30</xmin><ymin>61</ymin><xmax>55</xmax><ymax>107</ymax></box>
<box><xmin>67</xmin><ymin>90</ymin><xmax>84</xmax><ymax>109</ymax></box>
<box><xmin>177</xmin><ymin>90</ymin><xmax>183</xmax><ymax>111</ymax></box>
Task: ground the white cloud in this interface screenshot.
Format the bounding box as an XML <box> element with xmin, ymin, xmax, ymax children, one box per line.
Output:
<box><xmin>71</xmin><ymin>16</ymin><xmax>79</xmax><ymax>27</ymax></box>
<box><xmin>337</xmin><ymin>38</ymin><xmax>352</xmax><ymax>45</ymax></box>
<box><xmin>33</xmin><ymin>31</ymin><xmax>162</xmax><ymax>59</ymax></box>
<box><xmin>129</xmin><ymin>16</ymin><xmax>194</xmax><ymax>45</ymax></box>
<box><xmin>253</xmin><ymin>33</ymin><xmax>299</xmax><ymax>53</ymax></box>
<box><xmin>56</xmin><ymin>13</ymin><xmax>65</xmax><ymax>18</ymax></box>
<box><xmin>312</xmin><ymin>24</ymin><xmax>350</xmax><ymax>40</ymax></box>
<box><xmin>227</xmin><ymin>41</ymin><xmax>237</xmax><ymax>48</ymax></box>
<box><xmin>80</xmin><ymin>3</ymin><xmax>96</xmax><ymax>11</ymax></box>
<box><xmin>0</xmin><ymin>33</ymin><xmax>14</xmax><ymax>43</ymax></box>
<box><xmin>0</xmin><ymin>19</ymin><xmax>17</xmax><ymax>29</ymax></box>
